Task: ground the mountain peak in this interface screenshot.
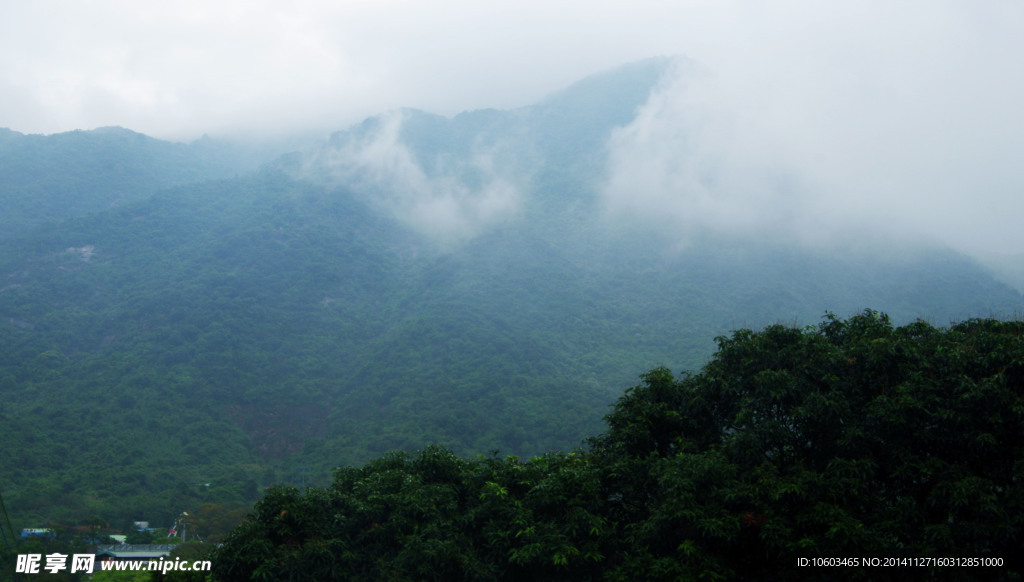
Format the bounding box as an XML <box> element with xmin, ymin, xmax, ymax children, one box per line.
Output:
<box><xmin>535</xmin><ymin>55</ymin><xmax>680</xmax><ymax>110</ymax></box>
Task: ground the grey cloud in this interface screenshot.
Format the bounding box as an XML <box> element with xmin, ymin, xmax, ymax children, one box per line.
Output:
<box><xmin>305</xmin><ymin>111</ymin><xmax>523</xmax><ymax>245</ymax></box>
<box><xmin>601</xmin><ymin>3</ymin><xmax>1024</xmax><ymax>256</ymax></box>
<box><xmin>601</xmin><ymin>59</ymin><xmax>812</xmax><ymax>245</ymax></box>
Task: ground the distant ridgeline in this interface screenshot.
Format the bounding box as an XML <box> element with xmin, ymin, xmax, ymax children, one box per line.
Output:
<box><xmin>0</xmin><ymin>126</ymin><xmax>286</xmax><ymax>240</ymax></box>
<box><xmin>0</xmin><ymin>57</ymin><xmax>1021</xmax><ymax>536</ymax></box>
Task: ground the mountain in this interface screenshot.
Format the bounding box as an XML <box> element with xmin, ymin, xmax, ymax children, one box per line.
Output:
<box><xmin>1</xmin><ymin>58</ymin><xmax>1021</xmax><ymax>531</ymax></box>
<box><xmin>0</xmin><ymin>126</ymin><xmax>298</xmax><ymax>239</ymax></box>
<box><xmin>977</xmin><ymin>251</ymin><xmax>1024</xmax><ymax>293</ymax></box>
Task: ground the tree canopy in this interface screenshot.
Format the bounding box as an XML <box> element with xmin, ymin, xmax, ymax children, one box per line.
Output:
<box><xmin>213</xmin><ymin>311</ymin><xmax>1024</xmax><ymax>581</ymax></box>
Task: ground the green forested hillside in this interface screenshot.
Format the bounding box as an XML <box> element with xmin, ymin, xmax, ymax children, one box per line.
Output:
<box><xmin>0</xmin><ymin>59</ymin><xmax>1022</xmax><ymax>539</ymax></box>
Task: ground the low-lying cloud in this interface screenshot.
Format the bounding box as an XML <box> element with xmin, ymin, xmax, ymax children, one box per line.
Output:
<box><xmin>305</xmin><ymin>111</ymin><xmax>522</xmax><ymax>244</ymax></box>
<box><xmin>602</xmin><ymin>59</ymin><xmax>810</xmax><ymax>244</ymax></box>
<box><xmin>602</xmin><ymin>3</ymin><xmax>1024</xmax><ymax>257</ymax></box>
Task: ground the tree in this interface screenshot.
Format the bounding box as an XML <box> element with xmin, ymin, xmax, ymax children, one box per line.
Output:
<box><xmin>593</xmin><ymin>310</ymin><xmax>1024</xmax><ymax>580</ymax></box>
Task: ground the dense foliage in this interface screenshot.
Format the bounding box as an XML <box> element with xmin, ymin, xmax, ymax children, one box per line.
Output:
<box><xmin>214</xmin><ymin>311</ymin><xmax>1023</xmax><ymax>581</ymax></box>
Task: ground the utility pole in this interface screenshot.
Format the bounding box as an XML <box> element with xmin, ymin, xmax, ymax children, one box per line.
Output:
<box><xmin>178</xmin><ymin>512</ymin><xmax>189</xmax><ymax>543</ymax></box>
<box><xmin>0</xmin><ymin>480</ymin><xmax>16</xmax><ymax>551</ymax></box>
<box><xmin>293</xmin><ymin>467</ymin><xmax>310</xmax><ymax>488</ymax></box>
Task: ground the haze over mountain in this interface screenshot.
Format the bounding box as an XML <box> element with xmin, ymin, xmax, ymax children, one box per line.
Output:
<box><xmin>0</xmin><ymin>58</ymin><xmax>1021</xmax><ymax>532</ymax></box>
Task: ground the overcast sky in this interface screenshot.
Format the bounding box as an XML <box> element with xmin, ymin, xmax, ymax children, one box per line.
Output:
<box><xmin>2</xmin><ymin>1</ymin><xmax>1023</xmax><ymax>255</ymax></box>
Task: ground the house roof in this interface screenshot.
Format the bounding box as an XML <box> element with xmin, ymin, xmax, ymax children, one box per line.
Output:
<box><xmin>94</xmin><ymin>544</ymin><xmax>176</xmax><ymax>559</ymax></box>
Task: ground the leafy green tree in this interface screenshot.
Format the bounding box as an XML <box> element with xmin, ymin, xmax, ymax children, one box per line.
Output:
<box><xmin>214</xmin><ymin>446</ymin><xmax>614</xmax><ymax>581</ymax></box>
<box><xmin>594</xmin><ymin>310</ymin><xmax>1024</xmax><ymax>580</ymax></box>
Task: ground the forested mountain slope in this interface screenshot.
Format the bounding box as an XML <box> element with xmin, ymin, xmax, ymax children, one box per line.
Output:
<box><xmin>0</xmin><ymin>58</ymin><xmax>1021</xmax><ymax>532</ymax></box>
